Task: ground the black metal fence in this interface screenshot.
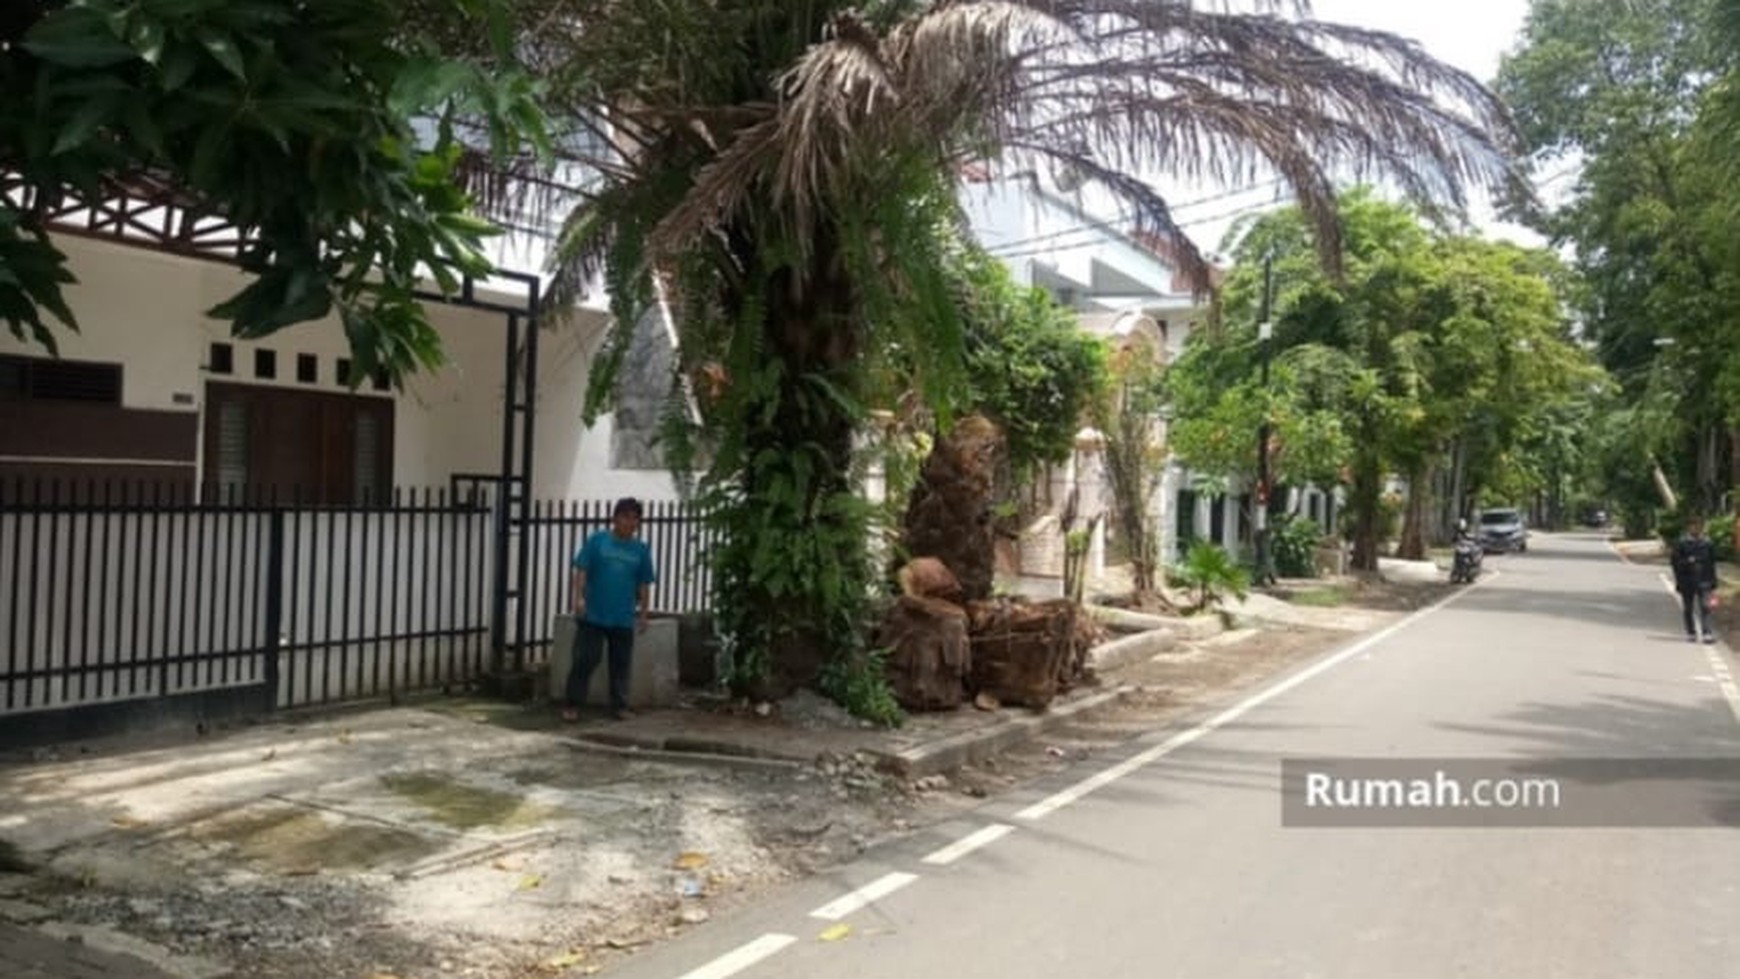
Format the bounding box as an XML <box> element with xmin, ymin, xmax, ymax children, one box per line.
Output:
<box><xmin>0</xmin><ymin>480</ymin><xmax>713</xmax><ymax>736</ymax></box>
<box><xmin>514</xmin><ymin>498</ymin><xmax>719</xmax><ymax>666</ymax></box>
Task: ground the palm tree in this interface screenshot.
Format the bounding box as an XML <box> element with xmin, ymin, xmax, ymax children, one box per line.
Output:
<box><xmin>494</xmin><ymin>0</ymin><xmax>1525</xmax><ymax>699</ymax></box>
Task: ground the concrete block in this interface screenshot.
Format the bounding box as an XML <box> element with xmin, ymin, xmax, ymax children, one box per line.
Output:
<box><xmin>1087</xmin><ymin>629</ymin><xmax>1179</xmax><ymax>673</ymax></box>
<box><xmin>673</xmin><ymin>613</ymin><xmax>717</xmax><ymax>687</ymax></box>
<box><xmin>549</xmin><ymin>616</ymin><xmax>680</xmax><ymax>709</ymax></box>
<box><xmin>1084</xmin><ymin>604</ymin><xmax>1179</xmax><ymax>635</ymax></box>
<box><xmin>1377</xmin><ymin>558</ymin><xmax>1442</xmax><ymax>584</ymax></box>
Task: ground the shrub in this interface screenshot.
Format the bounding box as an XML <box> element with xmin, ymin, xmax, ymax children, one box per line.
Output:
<box><xmin>818</xmin><ymin>647</ymin><xmax>905</xmax><ymax>728</ymax></box>
<box><xmin>1173</xmin><ymin>541</ymin><xmax>1251</xmax><ymax>612</ymax></box>
<box><xmin>1709</xmin><ymin>514</ymin><xmax>1736</xmax><ymax>563</ymax></box>
<box><xmin>1272</xmin><ymin>516</ymin><xmax>1324</xmax><ymax>579</ymax></box>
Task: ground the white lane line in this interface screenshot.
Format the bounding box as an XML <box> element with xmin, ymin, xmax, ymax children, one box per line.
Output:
<box><xmin>675</xmin><ymin>934</ymin><xmax>797</xmax><ymax>979</ymax></box>
<box><xmin>1704</xmin><ymin>649</ymin><xmax>1740</xmax><ymax>726</ymax></box>
<box><xmin>1014</xmin><ymin>572</ymin><xmax>1494</xmax><ymax>821</ymax></box>
<box><xmin>808</xmin><ymin>872</ymin><xmax>919</xmax><ymax>921</ymax></box>
<box><xmin>921</xmin><ymin>823</ymin><xmax>1015</xmax><ymax>866</ymax></box>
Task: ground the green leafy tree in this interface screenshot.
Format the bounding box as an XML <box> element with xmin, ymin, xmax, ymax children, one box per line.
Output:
<box><xmin>953</xmin><ymin>246</ymin><xmax>1109</xmax><ymax>498</ymax></box>
<box><xmin>502</xmin><ymin>0</ymin><xmax>1522</xmax><ymax>699</ymax></box>
<box><xmin>1172</xmin><ymin>192</ymin><xmax>1596</xmax><ymax>567</ymax></box>
<box><xmin>1498</xmin><ymin>0</ymin><xmax>1740</xmax><ymax>517</ymax></box>
<box><xmin>1</xmin><ymin>0</ymin><xmax>547</xmax><ymax>382</ymax></box>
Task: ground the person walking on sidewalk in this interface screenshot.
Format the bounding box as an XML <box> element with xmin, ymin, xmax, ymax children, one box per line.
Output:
<box><xmin>1670</xmin><ymin>515</ymin><xmax>1719</xmax><ymax>644</ymax></box>
<box><xmin>564</xmin><ymin>498</ymin><xmax>657</xmax><ymax>721</ymax></box>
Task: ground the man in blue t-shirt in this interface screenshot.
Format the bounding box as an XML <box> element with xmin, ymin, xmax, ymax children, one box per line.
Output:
<box><xmin>563</xmin><ymin>497</ymin><xmax>658</xmax><ymax>721</ymax></box>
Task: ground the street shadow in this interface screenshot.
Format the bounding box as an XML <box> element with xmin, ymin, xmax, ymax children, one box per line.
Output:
<box><xmin>1442</xmin><ymin>578</ymin><xmax>1699</xmax><ymax>637</ymax></box>
<box><xmin>1428</xmin><ymin>692</ymin><xmax>1740</xmax><ymax>827</ymax></box>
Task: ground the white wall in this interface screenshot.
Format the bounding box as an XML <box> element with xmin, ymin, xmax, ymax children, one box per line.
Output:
<box><xmin>3</xmin><ymin>235</ymin><xmax>681</xmax><ymax>503</ymax></box>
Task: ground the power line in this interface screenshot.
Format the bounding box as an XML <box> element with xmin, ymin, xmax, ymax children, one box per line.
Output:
<box><xmin>979</xmin><ymin>179</ymin><xmax>1286</xmax><ymax>257</ymax></box>
<box><xmin>986</xmin><ymin>197</ymin><xmax>1287</xmax><ymax>264</ymax></box>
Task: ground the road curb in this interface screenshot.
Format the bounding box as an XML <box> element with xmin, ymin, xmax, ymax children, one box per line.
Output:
<box><xmin>867</xmin><ymin>686</ymin><xmax>1136</xmax><ymax>779</ymax></box>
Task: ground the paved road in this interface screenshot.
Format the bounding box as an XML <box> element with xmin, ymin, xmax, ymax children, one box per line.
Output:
<box><xmin>610</xmin><ymin>533</ymin><xmax>1740</xmax><ymax>979</ymax></box>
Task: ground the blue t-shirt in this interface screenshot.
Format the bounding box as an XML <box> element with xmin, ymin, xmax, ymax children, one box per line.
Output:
<box><xmin>574</xmin><ymin>530</ymin><xmax>657</xmax><ymax>629</ymax></box>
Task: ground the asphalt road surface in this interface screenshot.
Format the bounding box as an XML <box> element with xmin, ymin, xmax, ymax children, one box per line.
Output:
<box><xmin>612</xmin><ymin>533</ymin><xmax>1740</xmax><ymax>979</ymax></box>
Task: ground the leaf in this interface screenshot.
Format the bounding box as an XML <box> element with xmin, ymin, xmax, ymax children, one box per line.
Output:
<box><xmin>671</xmin><ymin>851</ymin><xmax>709</xmax><ymax>870</ymax></box>
<box><xmin>52</xmin><ymin>94</ymin><xmax>120</xmax><ymax>156</ymax></box>
<box><xmin>818</xmin><ymin>923</ymin><xmax>853</xmax><ymax>942</ymax></box>
<box><xmin>544</xmin><ymin>950</ymin><xmax>587</xmax><ymax>970</ymax></box>
<box><xmin>198</xmin><ymin>29</ymin><xmax>247</xmax><ymax>81</ymax></box>
<box><xmin>23</xmin><ymin>10</ymin><xmax>139</xmax><ymax>68</ymax></box>
<box><xmin>517</xmin><ymin>875</ymin><xmax>543</xmax><ymax>891</ymax></box>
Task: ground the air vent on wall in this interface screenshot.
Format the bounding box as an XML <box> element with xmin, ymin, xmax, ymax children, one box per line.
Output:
<box><xmin>1</xmin><ymin>356</ymin><xmax>123</xmax><ymax>404</ymax></box>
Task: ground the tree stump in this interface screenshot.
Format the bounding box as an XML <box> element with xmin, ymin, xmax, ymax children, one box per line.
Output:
<box><xmin>902</xmin><ymin>414</ymin><xmax>1004</xmax><ymax>603</ymax></box>
<box><xmin>898</xmin><ymin>556</ymin><xmax>964</xmax><ymax>605</ymax></box>
<box><xmin>876</xmin><ymin>595</ymin><xmax>971</xmax><ymax>711</ymax></box>
<box><xmin>965</xmin><ymin>598</ymin><xmax>1076</xmax><ymax>708</ymax></box>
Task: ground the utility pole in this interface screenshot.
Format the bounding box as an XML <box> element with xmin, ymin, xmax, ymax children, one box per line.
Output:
<box><xmin>1253</xmin><ymin>249</ymin><xmax>1277</xmax><ymax>586</ymax></box>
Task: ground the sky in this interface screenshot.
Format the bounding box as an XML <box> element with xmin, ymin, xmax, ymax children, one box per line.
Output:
<box><xmin>1162</xmin><ymin>0</ymin><xmax>1551</xmax><ymax>260</ymax></box>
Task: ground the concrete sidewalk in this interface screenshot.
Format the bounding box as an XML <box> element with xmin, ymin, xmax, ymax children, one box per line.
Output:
<box><xmin>0</xmin><ymin>678</ymin><xmax>1146</xmax><ymax>979</ymax></box>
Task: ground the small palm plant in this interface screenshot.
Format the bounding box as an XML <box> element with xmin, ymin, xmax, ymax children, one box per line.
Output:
<box><xmin>1174</xmin><ymin>541</ymin><xmax>1251</xmax><ymax>613</ymax></box>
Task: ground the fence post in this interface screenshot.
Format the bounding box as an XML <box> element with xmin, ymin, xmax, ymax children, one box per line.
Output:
<box><xmin>263</xmin><ymin>510</ymin><xmax>284</xmax><ymax>710</ymax></box>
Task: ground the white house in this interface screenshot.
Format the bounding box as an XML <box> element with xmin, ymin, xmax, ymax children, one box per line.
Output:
<box><xmin>959</xmin><ymin>170</ymin><xmax>1340</xmax><ymax>582</ymax></box>
<box><xmin>0</xmin><ymin>232</ymin><xmax>679</xmax><ymax>507</ymax></box>
<box><xmin>0</xmin><ymin>174</ymin><xmax>705</xmax><ymax>730</ymax></box>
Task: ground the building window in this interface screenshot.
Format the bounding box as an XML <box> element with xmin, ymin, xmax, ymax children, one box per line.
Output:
<box><xmin>336</xmin><ymin>358</ymin><xmax>353</xmax><ymax>386</ymax></box>
<box><xmin>209</xmin><ymin>343</ymin><xmax>234</xmax><ymax>375</ymax></box>
<box><xmin>1176</xmin><ymin>489</ymin><xmax>1198</xmax><ymax>546</ymax></box>
<box><xmin>297</xmin><ymin>354</ymin><xmax>319</xmax><ymax>384</ymax></box>
<box><xmin>0</xmin><ymin>354</ymin><xmax>122</xmax><ymax>404</ymax></box>
<box><xmin>203</xmin><ymin>382</ymin><xmax>394</xmax><ymax>505</ymax></box>
<box><xmin>213</xmin><ymin>400</ymin><xmax>250</xmax><ymax>501</ymax></box>
<box><xmin>254</xmin><ymin>349</ymin><xmax>277</xmax><ymax>380</ymax></box>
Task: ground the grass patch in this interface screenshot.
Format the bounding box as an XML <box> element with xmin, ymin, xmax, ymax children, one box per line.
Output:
<box><xmin>1285</xmin><ymin>585</ymin><xmax>1353</xmax><ymax>608</ymax></box>
<box><xmin>380</xmin><ymin>772</ymin><xmax>556</xmax><ymax>832</ymax></box>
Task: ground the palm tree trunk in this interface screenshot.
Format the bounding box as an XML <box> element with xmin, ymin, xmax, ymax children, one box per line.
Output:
<box><xmin>724</xmin><ymin>229</ymin><xmax>869</xmax><ymax>698</ymax></box>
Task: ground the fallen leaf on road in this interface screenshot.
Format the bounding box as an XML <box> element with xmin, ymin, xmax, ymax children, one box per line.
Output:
<box><xmin>110</xmin><ymin>815</ymin><xmax>147</xmax><ymax>829</ymax></box>
<box><xmin>671</xmin><ymin>851</ymin><xmax>709</xmax><ymax>870</ymax></box>
<box><xmin>605</xmin><ymin>936</ymin><xmax>648</xmax><ymax>949</ymax></box>
<box><xmin>818</xmin><ymin>923</ymin><xmax>853</xmax><ymax>942</ymax></box>
<box><xmin>517</xmin><ymin>875</ymin><xmax>544</xmax><ymax>891</ymax></box>
<box><xmin>543</xmin><ymin>949</ymin><xmax>587</xmax><ymax>969</ymax></box>
<box><xmin>260</xmin><ymin>748</ymin><xmax>277</xmax><ymax>762</ymax></box>
<box><xmin>337</xmin><ymin>730</ymin><xmax>354</xmax><ymax>745</ymax></box>
<box><xmin>492</xmin><ymin>857</ymin><xmax>524</xmax><ymax>872</ymax></box>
